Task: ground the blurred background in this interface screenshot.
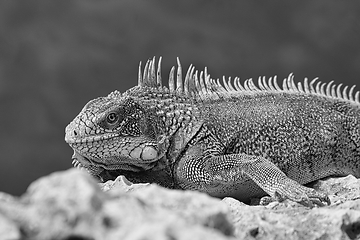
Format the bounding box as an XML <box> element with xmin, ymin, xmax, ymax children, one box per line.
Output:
<box><xmin>0</xmin><ymin>0</ymin><xmax>359</xmax><ymax>195</ymax></box>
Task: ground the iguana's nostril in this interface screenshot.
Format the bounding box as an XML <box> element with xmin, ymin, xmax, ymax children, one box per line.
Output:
<box><xmin>64</xmin><ymin>124</ymin><xmax>78</xmax><ymax>143</ymax></box>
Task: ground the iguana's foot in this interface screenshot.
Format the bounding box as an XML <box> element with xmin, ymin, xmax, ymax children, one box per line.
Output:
<box><xmin>262</xmin><ymin>179</ymin><xmax>330</xmax><ymax>207</ymax></box>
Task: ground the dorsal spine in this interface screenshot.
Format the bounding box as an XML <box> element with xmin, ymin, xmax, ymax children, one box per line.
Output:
<box><xmin>136</xmin><ymin>57</ymin><xmax>360</xmax><ymax>105</ymax></box>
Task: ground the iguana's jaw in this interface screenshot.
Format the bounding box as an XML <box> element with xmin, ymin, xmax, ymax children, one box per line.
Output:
<box><xmin>65</xmin><ymin>112</ymin><xmax>163</xmax><ymax>165</ymax></box>
<box><xmin>70</xmin><ymin>149</ymin><xmax>161</xmax><ymax>180</ymax></box>
<box><xmin>71</xmin><ymin>155</ymin><xmax>118</xmax><ymax>182</ymax></box>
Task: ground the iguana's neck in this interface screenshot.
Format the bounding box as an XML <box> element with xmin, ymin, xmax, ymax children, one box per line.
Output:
<box><xmin>138</xmin><ymin>93</ymin><xmax>201</xmax><ymax>138</ymax></box>
<box><xmin>133</xmin><ymin>93</ymin><xmax>203</xmax><ymax>175</ymax></box>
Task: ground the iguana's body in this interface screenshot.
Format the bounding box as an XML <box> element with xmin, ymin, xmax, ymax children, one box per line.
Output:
<box><xmin>65</xmin><ymin>57</ymin><xmax>360</xmax><ymax>206</ymax></box>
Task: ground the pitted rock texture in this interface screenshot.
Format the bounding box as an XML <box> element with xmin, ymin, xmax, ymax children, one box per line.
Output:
<box><xmin>0</xmin><ymin>170</ymin><xmax>360</xmax><ymax>240</ymax></box>
<box><xmin>0</xmin><ymin>169</ymin><xmax>234</xmax><ymax>240</ymax></box>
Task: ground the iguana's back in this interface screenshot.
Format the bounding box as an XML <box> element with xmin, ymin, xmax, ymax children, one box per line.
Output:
<box><xmin>198</xmin><ymin>92</ymin><xmax>360</xmax><ymax>185</ymax></box>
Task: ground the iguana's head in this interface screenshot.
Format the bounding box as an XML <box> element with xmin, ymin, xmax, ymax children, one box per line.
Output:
<box><xmin>65</xmin><ymin>87</ymin><xmax>168</xmax><ymax>178</ymax></box>
<box><xmin>65</xmin><ymin>57</ymin><xmax>206</xmax><ymax>180</ymax></box>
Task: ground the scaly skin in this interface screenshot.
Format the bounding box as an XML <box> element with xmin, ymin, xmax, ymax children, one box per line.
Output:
<box><xmin>65</xmin><ymin>57</ymin><xmax>360</xmax><ymax>206</ymax></box>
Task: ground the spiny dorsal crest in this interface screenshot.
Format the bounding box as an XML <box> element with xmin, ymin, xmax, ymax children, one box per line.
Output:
<box><xmin>136</xmin><ymin>56</ymin><xmax>360</xmax><ymax>104</ymax></box>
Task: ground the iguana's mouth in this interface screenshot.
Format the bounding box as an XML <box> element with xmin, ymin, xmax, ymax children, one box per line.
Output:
<box><xmin>71</xmin><ymin>150</ymin><xmax>119</xmax><ymax>170</ymax></box>
<box><xmin>71</xmin><ymin>153</ymin><xmax>152</xmax><ymax>182</ymax></box>
<box><xmin>71</xmin><ymin>149</ymin><xmax>157</xmax><ymax>176</ymax></box>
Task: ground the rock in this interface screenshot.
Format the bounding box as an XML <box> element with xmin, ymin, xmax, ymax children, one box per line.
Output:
<box><xmin>222</xmin><ymin>197</ymin><xmax>360</xmax><ymax>240</ymax></box>
<box><xmin>100</xmin><ymin>175</ymin><xmax>150</xmax><ymax>192</ymax></box>
<box><xmin>0</xmin><ymin>170</ymin><xmax>360</xmax><ymax>240</ymax></box>
<box><xmin>0</xmin><ymin>169</ymin><xmax>234</xmax><ymax>240</ymax></box>
<box><xmin>221</xmin><ymin>175</ymin><xmax>360</xmax><ymax>240</ymax></box>
<box><xmin>0</xmin><ymin>192</ymin><xmax>21</xmax><ymax>240</ymax></box>
<box><xmin>313</xmin><ymin>175</ymin><xmax>360</xmax><ymax>204</ymax></box>
<box><xmin>0</xmin><ymin>212</ymin><xmax>20</xmax><ymax>240</ymax></box>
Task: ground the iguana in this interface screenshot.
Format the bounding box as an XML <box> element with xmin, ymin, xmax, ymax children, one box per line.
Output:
<box><xmin>65</xmin><ymin>57</ymin><xmax>360</xmax><ymax>206</ymax></box>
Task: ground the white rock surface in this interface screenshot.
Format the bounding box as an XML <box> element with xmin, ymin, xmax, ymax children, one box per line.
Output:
<box><xmin>0</xmin><ymin>169</ymin><xmax>360</xmax><ymax>240</ymax></box>
<box><xmin>0</xmin><ymin>169</ymin><xmax>234</xmax><ymax>240</ymax></box>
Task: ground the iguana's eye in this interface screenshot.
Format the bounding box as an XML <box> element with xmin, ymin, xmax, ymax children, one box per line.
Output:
<box><xmin>106</xmin><ymin>112</ymin><xmax>119</xmax><ymax>124</ymax></box>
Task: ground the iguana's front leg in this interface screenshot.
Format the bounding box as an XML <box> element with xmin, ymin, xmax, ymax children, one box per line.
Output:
<box><xmin>175</xmin><ymin>139</ymin><xmax>330</xmax><ymax>207</ymax></box>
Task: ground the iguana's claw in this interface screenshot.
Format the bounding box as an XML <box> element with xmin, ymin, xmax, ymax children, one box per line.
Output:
<box><xmin>271</xmin><ymin>180</ymin><xmax>331</xmax><ymax>207</ymax></box>
<box><xmin>297</xmin><ymin>187</ymin><xmax>330</xmax><ymax>207</ymax></box>
<box><xmin>260</xmin><ymin>190</ymin><xmax>330</xmax><ymax>207</ymax></box>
